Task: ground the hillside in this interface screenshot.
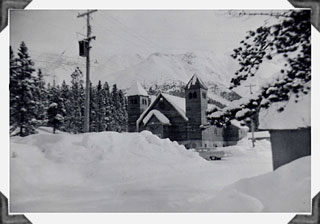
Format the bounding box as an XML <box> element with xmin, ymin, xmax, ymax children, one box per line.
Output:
<box><xmin>35</xmin><ymin>51</ymin><xmax>242</xmax><ymax>105</ymax></box>
<box><xmin>104</xmin><ymin>52</ymin><xmax>241</xmax><ymax>105</ymax></box>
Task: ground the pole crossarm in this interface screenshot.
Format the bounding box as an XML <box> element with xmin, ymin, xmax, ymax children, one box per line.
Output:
<box><xmin>77</xmin><ymin>9</ymin><xmax>98</xmax><ymax>18</ymax></box>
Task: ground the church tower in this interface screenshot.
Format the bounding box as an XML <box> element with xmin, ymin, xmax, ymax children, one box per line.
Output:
<box><xmin>185</xmin><ymin>74</ymin><xmax>208</xmax><ymax>139</ymax></box>
<box><xmin>127</xmin><ymin>81</ymin><xmax>150</xmax><ymax>132</ymax></box>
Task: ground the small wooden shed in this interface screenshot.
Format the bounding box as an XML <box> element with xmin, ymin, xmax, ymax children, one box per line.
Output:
<box><xmin>259</xmin><ymin>92</ymin><xmax>311</xmax><ymax>170</ymax></box>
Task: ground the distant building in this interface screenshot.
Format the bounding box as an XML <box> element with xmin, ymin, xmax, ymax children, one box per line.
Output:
<box><xmin>127</xmin><ymin>74</ymin><xmax>248</xmax><ymax>150</ymax></box>
<box><xmin>259</xmin><ymin>89</ymin><xmax>311</xmax><ymax>170</ymax></box>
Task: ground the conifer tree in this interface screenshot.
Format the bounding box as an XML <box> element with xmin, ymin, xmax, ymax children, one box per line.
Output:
<box><xmin>33</xmin><ymin>69</ymin><xmax>48</xmax><ymax>125</ymax></box>
<box><xmin>9</xmin><ymin>47</ymin><xmax>19</xmax><ymax>133</ymax></box>
<box><xmin>47</xmin><ymin>102</ymin><xmax>65</xmax><ymax>134</ymax></box>
<box><xmin>60</xmin><ymin>80</ymin><xmax>71</xmax><ymax>131</ymax></box>
<box><xmin>103</xmin><ymin>81</ymin><xmax>112</xmax><ymax>131</ymax></box>
<box><xmin>69</xmin><ymin>67</ymin><xmax>85</xmax><ymax>133</ymax></box>
<box><xmin>207</xmin><ymin>10</ymin><xmax>311</xmax><ymax>127</ymax></box>
<box><xmin>12</xmin><ymin>42</ymin><xmax>37</xmax><ymax>136</ymax></box>
<box><xmin>90</xmin><ymin>80</ymin><xmax>106</xmax><ymax>132</ymax></box>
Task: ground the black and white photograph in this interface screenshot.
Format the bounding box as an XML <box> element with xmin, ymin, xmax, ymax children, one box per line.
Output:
<box><xmin>8</xmin><ymin>9</ymin><xmax>311</xmax><ymax>213</ymax></box>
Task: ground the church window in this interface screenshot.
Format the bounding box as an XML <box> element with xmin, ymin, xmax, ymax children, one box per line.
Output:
<box><xmin>193</xmin><ymin>92</ymin><xmax>197</xmax><ymax>98</ymax></box>
<box><xmin>159</xmin><ymin>100</ymin><xmax>165</xmax><ymax>109</ymax></box>
<box><xmin>202</xmin><ymin>92</ymin><xmax>206</xmax><ymax>99</ymax></box>
<box><xmin>188</xmin><ymin>92</ymin><xmax>193</xmax><ymax>99</ymax></box>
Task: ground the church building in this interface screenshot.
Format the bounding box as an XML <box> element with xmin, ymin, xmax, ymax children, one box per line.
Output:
<box><xmin>127</xmin><ymin>74</ymin><xmax>247</xmax><ymax>150</ymax></box>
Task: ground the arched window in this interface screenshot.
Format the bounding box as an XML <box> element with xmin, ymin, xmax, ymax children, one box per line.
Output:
<box><xmin>159</xmin><ymin>101</ymin><xmax>165</xmax><ymax>109</ymax></box>
<box><xmin>202</xmin><ymin>92</ymin><xmax>206</xmax><ymax>99</ymax></box>
<box><xmin>188</xmin><ymin>92</ymin><xmax>193</xmax><ymax>99</ymax></box>
<box><xmin>192</xmin><ymin>92</ymin><xmax>197</xmax><ymax>98</ymax></box>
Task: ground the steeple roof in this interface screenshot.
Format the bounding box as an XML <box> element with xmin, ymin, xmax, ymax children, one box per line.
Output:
<box><xmin>127</xmin><ymin>81</ymin><xmax>149</xmax><ymax>97</ymax></box>
<box><xmin>185</xmin><ymin>74</ymin><xmax>208</xmax><ymax>90</ymax></box>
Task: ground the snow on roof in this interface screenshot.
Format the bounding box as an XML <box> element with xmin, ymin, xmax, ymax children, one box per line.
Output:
<box><xmin>143</xmin><ymin>110</ymin><xmax>171</xmax><ymax>126</ymax></box>
<box><xmin>207</xmin><ymin>104</ymin><xmax>218</xmax><ymax>111</ymax></box>
<box><xmin>136</xmin><ymin>93</ymin><xmax>188</xmax><ymax>128</ymax></box>
<box><xmin>207</xmin><ymin>110</ymin><xmax>224</xmax><ymax>119</ymax></box>
<box><xmin>259</xmin><ymin>91</ymin><xmax>311</xmax><ymax>130</ymax></box>
<box><xmin>126</xmin><ymin>81</ymin><xmax>149</xmax><ymax>97</ymax></box>
<box><xmin>185</xmin><ymin>74</ymin><xmax>208</xmax><ymax>90</ymax></box>
<box><xmin>230</xmin><ymin>120</ymin><xmax>249</xmax><ymax>130</ymax></box>
<box><xmin>248</xmin><ymin>131</ymin><xmax>270</xmax><ymax>139</ymax></box>
<box><xmin>161</xmin><ymin>93</ymin><xmax>186</xmax><ymax>115</ymax></box>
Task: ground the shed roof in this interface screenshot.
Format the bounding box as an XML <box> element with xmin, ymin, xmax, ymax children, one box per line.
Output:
<box><xmin>259</xmin><ymin>90</ymin><xmax>311</xmax><ymax>130</ymax></box>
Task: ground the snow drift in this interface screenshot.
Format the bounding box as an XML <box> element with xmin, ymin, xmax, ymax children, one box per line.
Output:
<box><xmin>10</xmin><ymin>129</ymin><xmax>309</xmax><ymax>212</ymax></box>
<box><xmin>195</xmin><ymin>156</ymin><xmax>311</xmax><ymax>212</ymax></box>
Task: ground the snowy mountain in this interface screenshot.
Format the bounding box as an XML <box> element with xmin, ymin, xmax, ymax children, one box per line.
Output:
<box><xmin>101</xmin><ymin>52</ymin><xmax>241</xmax><ymax>106</ymax></box>
<box><xmin>106</xmin><ymin>52</ymin><xmax>234</xmax><ymax>88</ymax></box>
<box><xmin>34</xmin><ymin>50</ymin><xmax>242</xmax><ymax>105</ymax></box>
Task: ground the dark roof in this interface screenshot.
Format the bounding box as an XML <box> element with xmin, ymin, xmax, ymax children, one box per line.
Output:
<box><xmin>185</xmin><ymin>74</ymin><xmax>208</xmax><ymax>90</ymax></box>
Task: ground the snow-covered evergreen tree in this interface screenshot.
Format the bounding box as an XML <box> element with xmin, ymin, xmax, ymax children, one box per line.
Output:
<box><xmin>103</xmin><ymin>81</ymin><xmax>113</xmax><ymax>131</ymax></box>
<box><xmin>59</xmin><ymin>80</ymin><xmax>71</xmax><ymax>132</ymax></box>
<box><xmin>10</xmin><ymin>47</ymin><xmax>19</xmax><ymax>133</ymax></box>
<box><xmin>47</xmin><ymin>102</ymin><xmax>65</xmax><ymax>134</ymax></box>
<box><xmin>33</xmin><ymin>69</ymin><xmax>48</xmax><ymax>125</ymax></box>
<box><xmin>69</xmin><ymin>67</ymin><xmax>85</xmax><ymax>133</ymax></box>
<box><xmin>108</xmin><ymin>84</ymin><xmax>128</xmax><ymax>132</ymax></box>
<box><xmin>11</xmin><ymin>42</ymin><xmax>37</xmax><ymax>136</ymax></box>
<box><xmin>207</xmin><ymin>10</ymin><xmax>311</xmax><ymax>127</ymax></box>
<box><xmin>90</xmin><ymin>81</ymin><xmax>106</xmax><ymax>132</ymax></box>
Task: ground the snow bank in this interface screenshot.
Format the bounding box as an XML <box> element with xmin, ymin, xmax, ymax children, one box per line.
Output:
<box><xmin>201</xmin><ymin>156</ymin><xmax>311</xmax><ymax>212</ymax></box>
<box><xmin>10</xmin><ymin>130</ymin><xmax>309</xmax><ymax>212</ymax></box>
<box><xmin>11</xmin><ymin>131</ymin><xmax>206</xmax><ymax>189</ymax></box>
<box><xmin>11</xmin><ymin>130</ymin><xmax>216</xmax><ymax>212</ymax></box>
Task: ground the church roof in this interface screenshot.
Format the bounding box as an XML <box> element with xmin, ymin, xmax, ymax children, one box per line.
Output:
<box><xmin>143</xmin><ymin>110</ymin><xmax>171</xmax><ymax>126</ymax></box>
<box><xmin>127</xmin><ymin>81</ymin><xmax>149</xmax><ymax>97</ymax></box>
<box><xmin>136</xmin><ymin>93</ymin><xmax>188</xmax><ymax>128</ymax></box>
<box><xmin>185</xmin><ymin>74</ymin><xmax>208</xmax><ymax>90</ymax></box>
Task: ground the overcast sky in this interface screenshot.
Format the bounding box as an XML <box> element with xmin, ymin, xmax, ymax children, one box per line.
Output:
<box><xmin>10</xmin><ymin>10</ymin><xmax>284</xmax><ymax>88</ymax></box>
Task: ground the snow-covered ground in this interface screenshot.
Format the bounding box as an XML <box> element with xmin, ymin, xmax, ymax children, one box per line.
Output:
<box><xmin>10</xmin><ymin>129</ymin><xmax>310</xmax><ymax>212</ymax></box>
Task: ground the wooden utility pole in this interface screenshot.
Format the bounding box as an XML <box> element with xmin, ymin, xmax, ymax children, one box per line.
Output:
<box><xmin>245</xmin><ymin>84</ymin><xmax>257</xmax><ymax>148</ymax></box>
<box><xmin>77</xmin><ymin>10</ymin><xmax>97</xmax><ymax>132</ymax></box>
